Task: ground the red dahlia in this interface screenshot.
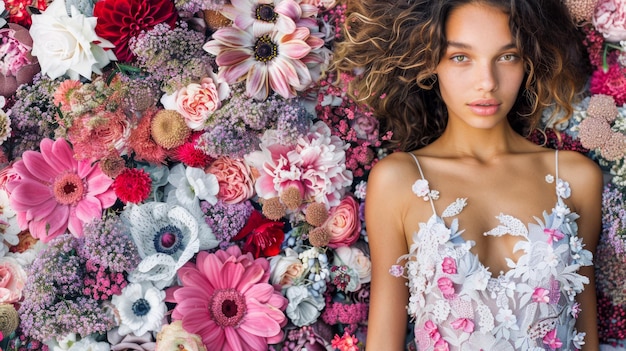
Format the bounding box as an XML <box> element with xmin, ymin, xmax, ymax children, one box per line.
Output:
<box><xmin>93</xmin><ymin>0</ymin><xmax>178</xmax><ymax>62</ymax></box>
<box><xmin>112</xmin><ymin>168</ymin><xmax>152</xmax><ymax>204</ymax></box>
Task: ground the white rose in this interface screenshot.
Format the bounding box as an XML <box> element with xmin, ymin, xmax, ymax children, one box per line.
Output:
<box><xmin>332</xmin><ymin>246</ymin><xmax>372</xmax><ymax>289</ymax></box>
<box><xmin>29</xmin><ymin>0</ymin><xmax>116</xmax><ymax>80</ymax></box>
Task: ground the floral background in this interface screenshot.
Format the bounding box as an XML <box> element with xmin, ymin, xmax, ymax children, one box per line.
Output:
<box><xmin>0</xmin><ymin>0</ymin><xmax>623</xmax><ymax>350</ymax></box>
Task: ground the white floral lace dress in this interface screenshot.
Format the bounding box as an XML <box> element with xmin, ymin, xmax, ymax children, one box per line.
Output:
<box><xmin>395</xmin><ymin>151</ymin><xmax>592</xmax><ymax>351</ymax></box>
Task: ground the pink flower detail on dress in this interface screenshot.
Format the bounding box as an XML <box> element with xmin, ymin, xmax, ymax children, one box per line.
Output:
<box><xmin>424</xmin><ymin>320</ymin><xmax>442</xmax><ymax>341</ymax></box>
<box><xmin>167</xmin><ymin>246</ymin><xmax>288</xmax><ymax>350</ymax></box>
<box><xmin>330</xmin><ymin>331</ymin><xmax>359</xmax><ymax>351</ymax></box>
<box><xmin>389</xmin><ymin>264</ymin><xmax>404</xmax><ymax>277</ymax></box>
<box><xmin>570</xmin><ymin>302</ymin><xmax>582</xmax><ymax>318</ymax></box>
<box><xmin>544</xmin><ymin>228</ymin><xmax>565</xmax><ymax>245</ymax></box>
<box><xmin>532</xmin><ymin>287</ymin><xmax>550</xmax><ymax>303</ymax></box>
<box><xmin>441</xmin><ymin>257</ymin><xmax>457</xmax><ymax>274</ymax></box>
<box><xmin>433</xmin><ymin>338</ymin><xmax>450</xmax><ymax>351</ymax></box>
<box><xmin>450</xmin><ymin>318</ymin><xmax>475</xmax><ymax>333</ymax></box>
<box><xmin>542</xmin><ymin>329</ymin><xmax>563</xmax><ymax>350</ymax></box>
<box><xmin>6</xmin><ymin>138</ymin><xmax>115</xmax><ymax>242</ymax></box>
<box><xmin>437</xmin><ymin>277</ymin><xmax>455</xmax><ymax>299</ymax></box>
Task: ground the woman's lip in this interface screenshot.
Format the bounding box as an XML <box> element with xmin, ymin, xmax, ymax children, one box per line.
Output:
<box><xmin>467</xmin><ymin>104</ymin><xmax>500</xmax><ymax>116</ymax></box>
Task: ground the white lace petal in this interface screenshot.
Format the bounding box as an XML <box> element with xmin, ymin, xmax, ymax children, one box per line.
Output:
<box><xmin>441</xmin><ymin>198</ymin><xmax>468</xmax><ymax>218</ymax></box>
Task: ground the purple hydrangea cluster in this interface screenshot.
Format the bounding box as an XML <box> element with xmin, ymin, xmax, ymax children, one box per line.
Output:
<box><xmin>6</xmin><ymin>73</ymin><xmax>59</xmax><ymax>159</ymax></box>
<box><xmin>129</xmin><ymin>22</ymin><xmax>214</xmax><ymax>94</ymax></box>
<box><xmin>18</xmin><ymin>215</ymin><xmax>141</xmax><ymax>342</ymax></box>
<box><xmin>202</xmin><ymin>199</ymin><xmax>254</xmax><ymax>249</ymax></box>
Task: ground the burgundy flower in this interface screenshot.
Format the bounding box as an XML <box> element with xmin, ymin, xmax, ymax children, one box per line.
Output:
<box><xmin>93</xmin><ymin>0</ymin><xmax>178</xmax><ymax>62</ymax></box>
<box><xmin>590</xmin><ymin>63</ymin><xmax>626</xmax><ymax>106</ymax></box>
<box><xmin>233</xmin><ymin>210</ymin><xmax>284</xmax><ymax>258</ymax></box>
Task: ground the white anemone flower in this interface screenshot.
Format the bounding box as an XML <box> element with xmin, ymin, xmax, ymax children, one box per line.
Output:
<box><xmin>46</xmin><ymin>334</ymin><xmax>110</xmax><ymax>351</ymax></box>
<box><xmin>121</xmin><ymin>202</ymin><xmax>200</xmax><ymax>288</ymax></box>
<box><xmin>112</xmin><ymin>282</ymin><xmax>167</xmax><ymax>337</ymax></box>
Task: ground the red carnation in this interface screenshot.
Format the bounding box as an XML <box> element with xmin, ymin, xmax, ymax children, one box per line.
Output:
<box><xmin>174</xmin><ymin>132</ymin><xmax>214</xmax><ymax>168</ymax></box>
<box><xmin>93</xmin><ymin>0</ymin><xmax>178</xmax><ymax>62</ymax></box>
<box><xmin>233</xmin><ymin>210</ymin><xmax>284</xmax><ymax>258</ymax></box>
<box><xmin>112</xmin><ymin>168</ymin><xmax>152</xmax><ymax>204</ymax></box>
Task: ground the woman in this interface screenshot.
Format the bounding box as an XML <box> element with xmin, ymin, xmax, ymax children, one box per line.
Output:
<box><xmin>333</xmin><ymin>0</ymin><xmax>602</xmax><ymax>350</ymax></box>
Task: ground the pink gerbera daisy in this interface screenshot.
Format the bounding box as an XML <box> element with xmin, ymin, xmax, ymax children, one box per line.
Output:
<box><xmin>5</xmin><ymin>138</ymin><xmax>116</xmax><ymax>242</ymax></box>
<box><xmin>166</xmin><ymin>245</ymin><xmax>288</xmax><ymax>351</ymax></box>
<box><xmin>204</xmin><ymin>25</ymin><xmax>324</xmax><ymax>100</ymax></box>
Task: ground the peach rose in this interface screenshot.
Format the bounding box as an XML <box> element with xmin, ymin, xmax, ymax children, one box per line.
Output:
<box><xmin>325</xmin><ymin>195</ymin><xmax>361</xmax><ymax>248</ymax></box>
<box><xmin>160</xmin><ymin>74</ymin><xmax>229</xmax><ymax>131</ymax></box>
<box><xmin>206</xmin><ymin>157</ymin><xmax>255</xmax><ymax>204</ymax></box>
<box><xmin>156</xmin><ymin>320</ymin><xmax>206</xmax><ymax>351</ymax></box>
<box><xmin>0</xmin><ymin>257</ymin><xmax>26</xmax><ymax>304</ymax></box>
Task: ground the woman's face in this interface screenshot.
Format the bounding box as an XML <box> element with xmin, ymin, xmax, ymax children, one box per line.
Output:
<box><xmin>435</xmin><ymin>2</ymin><xmax>525</xmax><ymax>130</ymax></box>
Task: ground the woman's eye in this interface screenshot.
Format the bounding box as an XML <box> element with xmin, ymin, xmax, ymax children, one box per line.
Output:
<box><xmin>451</xmin><ymin>55</ymin><xmax>467</xmax><ymax>62</ymax></box>
<box><xmin>500</xmin><ymin>54</ymin><xmax>518</xmax><ymax>61</ymax></box>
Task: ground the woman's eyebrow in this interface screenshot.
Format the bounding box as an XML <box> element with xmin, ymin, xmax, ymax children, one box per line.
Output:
<box><xmin>445</xmin><ymin>41</ymin><xmax>518</xmax><ymax>51</ymax></box>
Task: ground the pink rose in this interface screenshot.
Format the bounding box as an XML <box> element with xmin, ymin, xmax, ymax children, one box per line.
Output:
<box><xmin>0</xmin><ymin>257</ymin><xmax>26</xmax><ymax>304</ymax></box>
<box><xmin>593</xmin><ymin>0</ymin><xmax>626</xmax><ymax>42</ymax></box>
<box><xmin>324</xmin><ymin>195</ymin><xmax>361</xmax><ymax>249</ymax></box>
<box><xmin>206</xmin><ymin>157</ymin><xmax>255</xmax><ymax>204</ymax></box>
<box><xmin>437</xmin><ymin>277</ymin><xmax>455</xmax><ymax>299</ymax></box>
<box><xmin>441</xmin><ymin>257</ymin><xmax>457</xmax><ymax>274</ymax></box>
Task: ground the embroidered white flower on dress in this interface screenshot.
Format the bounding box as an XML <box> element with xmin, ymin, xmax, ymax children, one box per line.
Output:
<box><xmin>555</xmin><ymin>179</ymin><xmax>571</xmax><ymax>198</ymax></box>
<box><xmin>544</xmin><ymin>174</ymin><xmax>554</xmax><ymax>184</ymax></box>
<box><xmin>412</xmin><ymin>179</ymin><xmax>430</xmax><ymax>197</ymax></box>
<box><xmin>112</xmin><ymin>281</ymin><xmax>167</xmax><ymax>336</ymax></box>
<box><xmin>496</xmin><ymin>308</ymin><xmax>519</xmax><ymax>329</ymax></box>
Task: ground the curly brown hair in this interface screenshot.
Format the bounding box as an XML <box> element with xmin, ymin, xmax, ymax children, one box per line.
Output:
<box><xmin>332</xmin><ymin>0</ymin><xmax>588</xmax><ymax>151</ymax></box>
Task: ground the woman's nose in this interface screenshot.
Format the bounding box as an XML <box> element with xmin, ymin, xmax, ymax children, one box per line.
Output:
<box><xmin>475</xmin><ymin>63</ymin><xmax>498</xmax><ymax>92</ymax></box>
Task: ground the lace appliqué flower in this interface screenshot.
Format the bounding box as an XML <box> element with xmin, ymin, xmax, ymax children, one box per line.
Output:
<box><xmin>545</xmin><ymin>174</ymin><xmax>554</xmax><ymax>184</ymax></box>
<box><xmin>412</xmin><ymin>178</ymin><xmax>440</xmax><ymax>201</ymax></box>
<box><xmin>555</xmin><ymin>179</ymin><xmax>571</xmax><ymax>199</ymax></box>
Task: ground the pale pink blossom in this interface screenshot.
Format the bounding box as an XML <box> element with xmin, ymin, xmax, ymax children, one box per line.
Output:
<box><xmin>412</xmin><ymin>179</ymin><xmax>430</xmax><ymax>197</ymax></box>
<box><xmin>593</xmin><ymin>0</ymin><xmax>626</xmax><ymax>42</ymax></box>
<box><xmin>543</xmin><ymin>228</ymin><xmax>565</xmax><ymax>244</ymax></box>
<box><xmin>6</xmin><ymin>138</ymin><xmax>116</xmax><ymax>242</ymax></box>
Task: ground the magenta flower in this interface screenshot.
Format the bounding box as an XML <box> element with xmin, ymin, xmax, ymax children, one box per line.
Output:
<box><xmin>6</xmin><ymin>138</ymin><xmax>116</xmax><ymax>242</ymax></box>
<box><xmin>167</xmin><ymin>245</ymin><xmax>288</xmax><ymax>350</ymax></box>
<box><xmin>204</xmin><ymin>25</ymin><xmax>324</xmax><ymax>100</ymax></box>
<box><xmin>542</xmin><ymin>329</ymin><xmax>563</xmax><ymax>350</ymax></box>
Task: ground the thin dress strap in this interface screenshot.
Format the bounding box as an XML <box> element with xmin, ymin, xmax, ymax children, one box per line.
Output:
<box><xmin>408</xmin><ymin>152</ymin><xmax>438</xmax><ymax>216</ymax></box>
<box><xmin>554</xmin><ymin>149</ymin><xmax>560</xmax><ymax>196</ymax></box>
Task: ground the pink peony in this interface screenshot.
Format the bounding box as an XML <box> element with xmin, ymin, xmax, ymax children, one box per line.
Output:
<box><xmin>325</xmin><ymin>195</ymin><xmax>361</xmax><ymax>249</ymax></box>
<box><xmin>0</xmin><ymin>23</ymin><xmax>40</xmax><ymax>97</ymax></box>
<box><xmin>593</xmin><ymin>0</ymin><xmax>626</xmax><ymax>42</ymax></box>
<box><xmin>166</xmin><ymin>246</ymin><xmax>288</xmax><ymax>351</ymax></box>
<box><xmin>6</xmin><ymin>138</ymin><xmax>116</xmax><ymax>242</ymax></box>
<box><xmin>0</xmin><ymin>256</ymin><xmax>26</xmax><ymax>303</ymax></box>
<box><xmin>206</xmin><ymin>156</ymin><xmax>256</xmax><ymax>204</ymax></box>
<box><xmin>247</xmin><ymin>121</ymin><xmax>353</xmax><ymax>209</ymax></box>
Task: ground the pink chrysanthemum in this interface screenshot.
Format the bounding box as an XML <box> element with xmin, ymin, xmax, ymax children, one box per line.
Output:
<box><xmin>167</xmin><ymin>246</ymin><xmax>288</xmax><ymax>350</ymax></box>
<box><xmin>204</xmin><ymin>25</ymin><xmax>324</xmax><ymax>100</ymax></box>
<box><xmin>5</xmin><ymin>138</ymin><xmax>116</xmax><ymax>242</ymax></box>
<box><xmin>590</xmin><ymin>63</ymin><xmax>626</xmax><ymax>106</ymax></box>
<box><xmin>112</xmin><ymin>168</ymin><xmax>152</xmax><ymax>204</ymax></box>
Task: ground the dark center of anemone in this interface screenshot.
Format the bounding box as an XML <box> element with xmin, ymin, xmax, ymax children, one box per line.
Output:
<box><xmin>209</xmin><ymin>288</ymin><xmax>247</xmax><ymax>327</ymax></box>
<box><xmin>254</xmin><ymin>35</ymin><xmax>278</xmax><ymax>63</ymax></box>
<box><xmin>256</xmin><ymin>4</ymin><xmax>278</xmax><ymax>22</ymax></box>
<box><xmin>52</xmin><ymin>172</ymin><xmax>86</xmax><ymax>206</ymax></box>
<box><xmin>153</xmin><ymin>225</ymin><xmax>183</xmax><ymax>255</ymax></box>
<box><xmin>132</xmin><ymin>298</ymin><xmax>151</xmax><ymax>317</ymax></box>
